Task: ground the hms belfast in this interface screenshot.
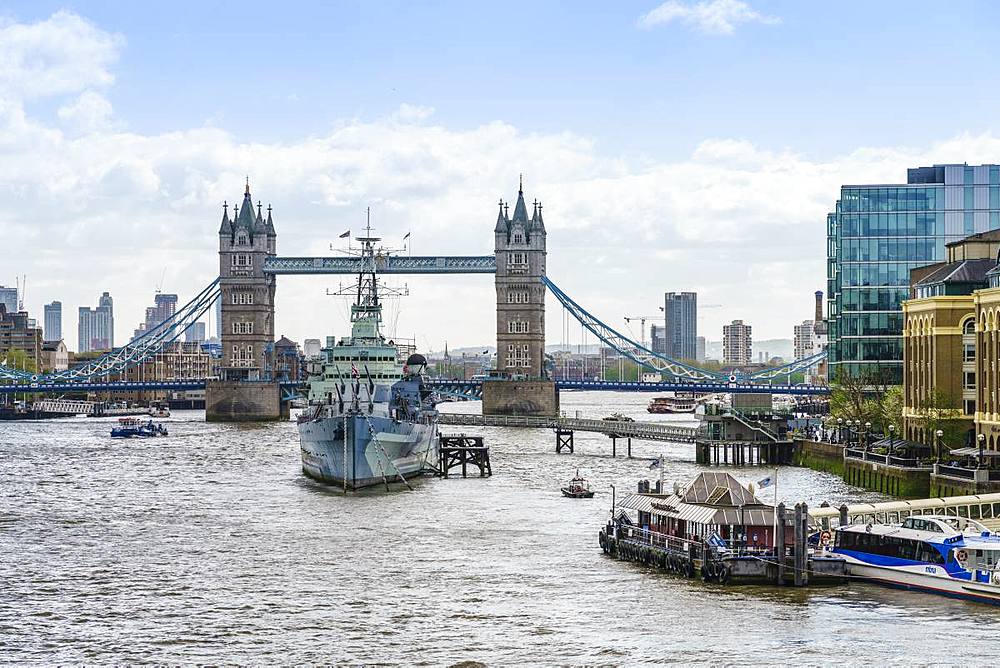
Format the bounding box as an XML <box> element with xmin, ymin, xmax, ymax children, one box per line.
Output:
<box><xmin>296</xmin><ymin>224</ymin><xmax>439</xmax><ymax>491</ymax></box>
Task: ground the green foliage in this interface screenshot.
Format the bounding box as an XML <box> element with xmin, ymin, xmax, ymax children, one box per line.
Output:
<box><xmin>1</xmin><ymin>348</ymin><xmax>37</xmax><ymax>374</ymax></box>
<box><xmin>829</xmin><ymin>365</ymin><xmax>900</xmax><ymax>435</ymax></box>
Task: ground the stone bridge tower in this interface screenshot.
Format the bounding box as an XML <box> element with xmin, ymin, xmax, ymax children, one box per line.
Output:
<box><xmin>218</xmin><ymin>182</ymin><xmax>277</xmax><ymax>381</ymax></box>
<box><xmin>494</xmin><ymin>177</ymin><xmax>547</xmax><ymax>378</ymax></box>
<box><xmin>485</xmin><ymin>178</ymin><xmax>557</xmax><ymax>417</ymax></box>
<box><xmin>207</xmin><ymin>181</ymin><xmax>284</xmax><ymax>422</ymax></box>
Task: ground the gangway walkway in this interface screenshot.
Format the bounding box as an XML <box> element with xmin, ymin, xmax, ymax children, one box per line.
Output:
<box><xmin>436</xmin><ymin>413</ymin><xmax>698</xmax><ymax>443</ymax></box>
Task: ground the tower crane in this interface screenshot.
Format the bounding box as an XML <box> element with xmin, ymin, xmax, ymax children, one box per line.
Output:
<box><xmin>623</xmin><ymin>309</ymin><xmax>664</xmax><ymax>350</ymax></box>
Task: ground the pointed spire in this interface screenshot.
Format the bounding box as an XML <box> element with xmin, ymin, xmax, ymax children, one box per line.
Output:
<box><xmin>245</xmin><ymin>176</ymin><xmax>250</xmax><ymax>195</ymax></box>
<box><xmin>265</xmin><ymin>203</ymin><xmax>276</xmax><ymax>236</ymax></box>
<box><xmin>495</xmin><ymin>198</ymin><xmax>508</xmax><ymax>233</ymax></box>
<box><xmin>218</xmin><ymin>200</ymin><xmax>232</xmax><ymax>234</ymax></box>
<box><xmin>534</xmin><ymin>201</ymin><xmax>545</xmax><ymax>232</ymax></box>
<box><xmin>511</xmin><ymin>177</ymin><xmax>528</xmax><ymax>222</ymax></box>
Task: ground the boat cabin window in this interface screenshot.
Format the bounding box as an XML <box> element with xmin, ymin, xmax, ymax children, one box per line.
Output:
<box><xmin>902</xmin><ymin>517</ymin><xmax>945</xmax><ymax>532</ymax></box>
<box><xmin>982</xmin><ymin>504</ymin><xmax>994</xmax><ymax>520</ymax></box>
<box><xmin>836</xmin><ymin>531</ymin><xmax>944</xmax><ymax>564</ymax></box>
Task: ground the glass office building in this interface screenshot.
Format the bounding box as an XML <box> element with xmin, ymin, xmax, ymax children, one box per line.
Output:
<box><xmin>827</xmin><ymin>164</ymin><xmax>1000</xmax><ymax>383</ymax></box>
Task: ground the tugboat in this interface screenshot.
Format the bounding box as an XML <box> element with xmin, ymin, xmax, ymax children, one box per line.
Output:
<box><xmin>561</xmin><ymin>470</ymin><xmax>595</xmax><ymax>498</ymax></box>
<box><xmin>111</xmin><ymin>417</ymin><xmax>168</xmax><ymax>438</ymax></box>
<box><xmin>297</xmin><ymin>220</ymin><xmax>439</xmax><ymax>491</ymax></box>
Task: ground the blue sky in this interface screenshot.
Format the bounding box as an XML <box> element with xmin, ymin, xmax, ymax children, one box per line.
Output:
<box><xmin>3</xmin><ymin>1</ymin><xmax>1000</xmax><ymax>351</ymax></box>
<box><xmin>12</xmin><ymin>1</ymin><xmax>1000</xmax><ymax>156</ymax></box>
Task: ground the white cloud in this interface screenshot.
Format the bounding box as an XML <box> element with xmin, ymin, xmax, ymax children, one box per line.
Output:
<box><xmin>0</xmin><ymin>10</ymin><xmax>123</xmax><ymax>100</ymax></box>
<box><xmin>57</xmin><ymin>91</ymin><xmax>114</xmax><ymax>133</ymax></box>
<box><xmin>3</xmin><ymin>11</ymin><xmax>997</xmax><ymax>355</ymax></box>
<box><xmin>638</xmin><ymin>0</ymin><xmax>780</xmax><ymax>35</ymax></box>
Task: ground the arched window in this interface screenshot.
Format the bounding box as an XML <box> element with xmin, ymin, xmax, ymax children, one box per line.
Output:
<box><xmin>964</xmin><ymin>318</ymin><xmax>976</xmax><ymax>335</ymax></box>
<box><xmin>512</xmin><ymin>231</ymin><xmax>524</xmax><ymax>244</ymax></box>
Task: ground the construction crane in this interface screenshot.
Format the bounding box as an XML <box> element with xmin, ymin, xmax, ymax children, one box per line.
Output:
<box><xmin>624</xmin><ymin>311</ymin><xmax>664</xmax><ymax>350</ymax></box>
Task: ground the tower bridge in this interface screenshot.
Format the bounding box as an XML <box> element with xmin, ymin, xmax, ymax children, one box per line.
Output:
<box><xmin>1</xmin><ymin>179</ymin><xmax>828</xmax><ymax>416</ymax></box>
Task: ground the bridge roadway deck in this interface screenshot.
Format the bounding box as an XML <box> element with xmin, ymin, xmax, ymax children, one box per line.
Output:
<box><xmin>436</xmin><ymin>413</ymin><xmax>698</xmax><ymax>442</ymax></box>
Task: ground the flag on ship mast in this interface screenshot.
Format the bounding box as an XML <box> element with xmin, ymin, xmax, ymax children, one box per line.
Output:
<box><xmin>339</xmin><ymin>230</ymin><xmax>350</xmax><ymax>238</ymax></box>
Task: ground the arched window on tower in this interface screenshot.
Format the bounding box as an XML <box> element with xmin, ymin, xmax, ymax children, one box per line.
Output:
<box><xmin>236</xmin><ymin>231</ymin><xmax>248</xmax><ymax>246</ymax></box>
<box><xmin>512</xmin><ymin>229</ymin><xmax>524</xmax><ymax>244</ymax></box>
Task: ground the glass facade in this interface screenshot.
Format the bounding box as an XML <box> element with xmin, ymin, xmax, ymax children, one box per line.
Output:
<box><xmin>827</xmin><ymin>164</ymin><xmax>1000</xmax><ymax>383</ymax></box>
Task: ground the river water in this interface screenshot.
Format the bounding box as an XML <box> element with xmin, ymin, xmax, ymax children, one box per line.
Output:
<box><xmin>3</xmin><ymin>391</ymin><xmax>1000</xmax><ymax>665</ymax></box>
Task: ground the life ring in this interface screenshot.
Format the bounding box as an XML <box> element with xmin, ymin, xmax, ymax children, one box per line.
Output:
<box><xmin>718</xmin><ymin>565</ymin><xmax>730</xmax><ymax>584</ymax></box>
<box><xmin>820</xmin><ymin>531</ymin><xmax>832</xmax><ymax>546</ymax></box>
<box><xmin>956</xmin><ymin>549</ymin><xmax>968</xmax><ymax>563</ymax></box>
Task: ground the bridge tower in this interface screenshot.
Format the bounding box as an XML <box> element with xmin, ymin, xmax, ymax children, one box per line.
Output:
<box><xmin>494</xmin><ymin>177</ymin><xmax>546</xmax><ymax>377</ymax></box>
<box><xmin>207</xmin><ymin>181</ymin><xmax>284</xmax><ymax>421</ymax></box>
<box><xmin>485</xmin><ymin>178</ymin><xmax>558</xmax><ymax>416</ymax></box>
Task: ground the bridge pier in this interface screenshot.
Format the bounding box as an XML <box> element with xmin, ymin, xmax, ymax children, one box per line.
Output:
<box><xmin>555</xmin><ymin>428</ymin><xmax>574</xmax><ymax>454</ymax></box>
<box><xmin>482</xmin><ymin>380</ymin><xmax>559</xmax><ymax>417</ymax></box>
<box><xmin>205</xmin><ymin>380</ymin><xmax>288</xmax><ymax>422</ymax></box>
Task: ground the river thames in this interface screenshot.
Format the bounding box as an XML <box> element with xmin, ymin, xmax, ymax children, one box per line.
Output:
<box><xmin>3</xmin><ymin>391</ymin><xmax>1000</xmax><ymax>665</ymax></box>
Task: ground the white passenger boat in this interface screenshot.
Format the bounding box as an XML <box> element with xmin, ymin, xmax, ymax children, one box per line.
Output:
<box><xmin>829</xmin><ymin>515</ymin><xmax>1000</xmax><ymax>604</ymax></box>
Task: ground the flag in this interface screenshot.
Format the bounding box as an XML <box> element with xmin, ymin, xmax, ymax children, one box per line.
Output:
<box><xmin>757</xmin><ymin>475</ymin><xmax>773</xmax><ymax>489</ymax></box>
<box><xmin>339</xmin><ymin>230</ymin><xmax>350</xmax><ymax>238</ymax></box>
<box><xmin>403</xmin><ymin>231</ymin><xmax>411</xmax><ymax>240</ymax></box>
<box><xmin>648</xmin><ymin>458</ymin><xmax>661</xmax><ymax>470</ymax></box>
<box><xmin>351</xmin><ymin>362</ymin><xmax>359</xmax><ymax>377</ymax></box>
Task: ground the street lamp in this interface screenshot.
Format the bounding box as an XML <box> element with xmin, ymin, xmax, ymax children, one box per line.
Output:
<box><xmin>864</xmin><ymin>422</ymin><xmax>872</xmax><ymax>449</ymax></box>
<box><xmin>888</xmin><ymin>423</ymin><xmax>896</xmax><ymax>455</ymax></box>
<box><xmin>837</xmin><ymin>417</ymin><xmax>844</xmax><ymax>443</ymax></box>
<box><xmin>935</xmin><ymin>429</ymin><xmax>943</xmax><ymax>465</ymax></box>
<box><xmin>978</xmin><ymin>433</ymin><xmax>986</xmax><ymax>470</ymax></box>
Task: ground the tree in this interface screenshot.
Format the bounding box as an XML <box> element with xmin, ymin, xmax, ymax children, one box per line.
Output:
<box><xmin>829</xmin><ymin>366</ymin><xmax>899</xmax><ymax>434</ymax></box>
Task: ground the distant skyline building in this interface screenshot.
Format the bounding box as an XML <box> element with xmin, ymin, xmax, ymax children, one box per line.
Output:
<box><xmin>663</xmin><ymin>291</ymin><xmax>697</xmax><ymax>360</ymax></box>
<box><xmin>44</xmin><ymin>301</ymin><xmax>62</xmax><ymax>342</ymax></box>
<box><xmin>78</xmin><ymin>292</ymin><xmax>114</xmax><ymax>353</ymax></box>
<box><xmin>723</xmin><ymin>319</ymin><xmax>752</xmax><ymax>367</ymax></box>
<box><xmin>696</xmin><ymin>336</ymin><xmax>706</xmax><ymax>362</ymax></box>
<box><xmin>827</xmin><ymin>163</ymin><xmax>1000</xmax><ymax>383</ymax></box>
<box><xmin>0</xmin><ymin>286</ymin><xmax>17</xmax><ymax>314</ymax></box>
<box><xmin>303</xmin><ymin>338</ymin><xmax>322</xmax><ymax>358</ymax></box>
<box><xmin>650</xmin><ymin>324</ymin><xmax>666</xmax><ymax>355</ymax></box>
<box><xmin>184</xmin><ymin>321</ymin><xmax>206</xmax><ymax>343</ymax></box>
<box><xmin>793</xmin><ymin>320</ymin><xmax>815</xmax><ymax>360</ymax></box>
<box><xmin>133</xmin><ymin>292</ymin><xmax>178</xmax><ymax>340</ymax></box>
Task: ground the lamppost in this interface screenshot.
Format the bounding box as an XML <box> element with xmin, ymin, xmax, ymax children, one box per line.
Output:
<box><xmin>888</xmin><ymin>423</ymin><xmax>896</xmax><ymax>455</ymax></box>
<box><xmin>837</xmin><ymin>417</ymin><xmax>844</xmax><ymax>443</ymax></box>
<box><xmin>978</xmin><ymin>433</ymin><xmax>986</xmax><ymax>470</ymax></box>
<box><xmin>864</xmin><ymin>421</ymin><xmax>872</xmax><ymax>450</ymax></box>
<box><xmin>935</xmin><ymin>429</ymin><xmax>944</xmax><ymax>465</ymax></box>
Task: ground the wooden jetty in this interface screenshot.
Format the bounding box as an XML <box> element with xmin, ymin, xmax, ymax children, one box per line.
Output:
<box><xmin>696</xmin><ymin>439</ymin><xmax>796</xmax><ymax>466</ymax></box>
<box><xmin>437</xmin><ymin>434</ymin><xmax>492</xmax><ymax>478</ymax></box>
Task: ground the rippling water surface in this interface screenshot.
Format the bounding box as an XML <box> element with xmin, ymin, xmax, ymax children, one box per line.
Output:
<box><xmin>3</xmin><ymin>391</ymin><xmax>1000</xmax><ymax>665</ymax></box>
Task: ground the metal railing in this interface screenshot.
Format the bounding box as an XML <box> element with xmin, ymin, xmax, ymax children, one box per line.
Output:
<box><xmin>844</xmin><ymin>448</ymin><xmax>928</xmax><ymax>469</ymax></box>
<box><xmin>436</xmin><ymin>413</ymin><xmax>698</xmax><ymax>442</ymax></box>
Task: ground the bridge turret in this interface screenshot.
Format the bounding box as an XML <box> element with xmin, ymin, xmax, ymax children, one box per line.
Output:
<box><xmin>495</xmin><ymin>178</ymin><xmax>546</xmax><ymax>378</ymax></box>
<box><xmin>218</xmin><ymin>180</ymin><xmax>276</xmax><ymax>381</ymax></box>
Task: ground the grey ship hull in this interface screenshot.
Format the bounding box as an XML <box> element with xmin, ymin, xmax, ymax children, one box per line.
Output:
<box><xmin>299</xmin><ymin>412</ymin><xmax>437</xmax><ymax>489</ymax></box>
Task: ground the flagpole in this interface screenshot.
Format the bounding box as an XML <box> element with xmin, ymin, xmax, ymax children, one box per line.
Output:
<box><xmin>659</xmin><ymin>454</ymin><xmax>664</xmax><ymax>493</ymax></box>
<box><xmin>772</xmin><ymin>466</ymin><xmax>778</xmax><ymax>553</ymax></box>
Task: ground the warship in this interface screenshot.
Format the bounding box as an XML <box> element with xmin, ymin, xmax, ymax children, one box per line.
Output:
<box><xmin>297</xmin><ymin>224</ymin><xmax>438</xmax><ymax>490</ymax></box>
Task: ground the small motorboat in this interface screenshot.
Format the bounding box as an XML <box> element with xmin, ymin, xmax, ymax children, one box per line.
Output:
<box><xmin>148</xmin><ymin>403</ymin><xmax>171</xmax><ymax>418</ymax></box>
<box><xmin>561</xmin><ymin>470</ymin><xmax>595</xmax><ymax>498</ymax></box>
<box><xmin>111</xmin><ymin>417</ymin><xmax>169</xmax><ymax>438</ymax></box>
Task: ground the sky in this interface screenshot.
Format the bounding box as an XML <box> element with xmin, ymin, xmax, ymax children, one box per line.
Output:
<box><xmin>5</xmin><ymin>0</ymin><xmax>1000</xmax><ymax>353</ymax></box>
